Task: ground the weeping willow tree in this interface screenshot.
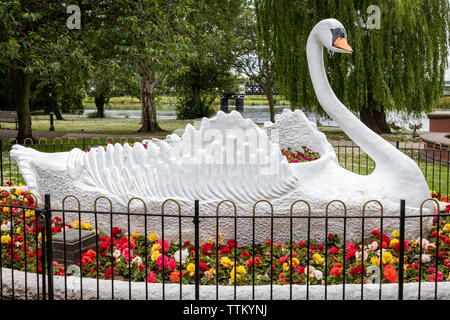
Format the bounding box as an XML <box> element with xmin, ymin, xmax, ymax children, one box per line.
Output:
<box><xmin>256</xmin><ymin>0</ymin><xmax>449</xmax><ymax>133</ymax></box>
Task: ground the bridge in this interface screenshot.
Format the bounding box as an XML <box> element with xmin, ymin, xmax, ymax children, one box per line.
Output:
<box><xmin>219</xmin><ymin>84</ymin><xmax>279</xmax><ymax>113</ymax></box>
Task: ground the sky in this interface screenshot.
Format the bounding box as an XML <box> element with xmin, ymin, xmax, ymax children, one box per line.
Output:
<box><xmin>446</xmin><ymin>55</ymin><xmax>450</xmax><ymax>81</ymax></box>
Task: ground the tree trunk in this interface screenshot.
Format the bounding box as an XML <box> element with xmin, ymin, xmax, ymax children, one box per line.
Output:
<box><xmin>139</xmin><ymin>76</ymin><xmax>161</xmax><ymax>132</ymax></box>
<box><xmin>53</xmin><ymin>104</ymin><xmax>63</xmax><ymax>120</ymax></box>
<box><xmin>265</xmin><ymin>87</ymin><xmax>275</xmax><ymax>123</ymax></box>
<box><xmin>95</xmin><ymin>93</ymin><xmax>105</xmax><ymax>118</ymax></box>
<box><xmin>13</xmin><ymin>68</ymin><xmax>33</xmax><ymax>143</ymax></box>
<box><xmin>359</xmin><ymin>95</ymin><xmax>391</xmax><ymax>134</ymax></box>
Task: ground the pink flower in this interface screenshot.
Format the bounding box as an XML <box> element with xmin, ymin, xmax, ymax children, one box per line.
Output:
<box><xmin>429</xmin><ymin>272</ymin><xmax>444</xmax><ymax>282</ymax></box>
<box><xmin>122</xmin><ymin>248</ymin><xmax>134</xmax><ymax>262</ymax></box>
<box><xmin>168</xmin><ymin>258</ymin><xmax>177</xmax><ymax>270</ymax></box>
<box><xmin>157</xmin><ymin>238</ymin><xmax>170</xmax><ymax>252</ymax></box>
<box><xmin>147</xmin><ymin>271</ymin><xmax>156</xmax><ymax>283</ymax></box>
<box><xmin>156</xmin><ymin>254</ymin><xmax>169</xmax><ymax>270</ymax></box>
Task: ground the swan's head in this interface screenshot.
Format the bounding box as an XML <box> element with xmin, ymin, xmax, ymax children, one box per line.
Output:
<box><xmin>313</xmin><ymin>18</ymin><xmax>352</xmax><ymax>54</ymax></box>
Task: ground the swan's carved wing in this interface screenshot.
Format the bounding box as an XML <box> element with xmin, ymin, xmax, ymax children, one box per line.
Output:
<box><xmin>23</xmin><ymin>111</ymin><xmax>297</xmax><ymax>203</ymax></box>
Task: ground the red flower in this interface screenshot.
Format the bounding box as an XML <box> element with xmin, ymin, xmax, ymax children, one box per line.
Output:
<box><xmin>105</xmin><ymin>267</ymin><xmax>116</xmax><ymax>280</ymax></box>
<box><xmin>330</xmin><ymin>267</ymin><xmax>342</xmax><ymax>277</ymax></box>
<box><xmin>329</xmin><ymin>247</ymin><xmax>339</xmax><ymax>254</ymax></box>
<box><xmin>199</xmin><ymin>261</ymin><xmax>209</xmax><ymax>272</ymax></box>
<box><xmin>227</xmin><ymin>239</ymin><xmax>236</xmax><ymax>249</ymax></box>
<box><xmin>394</xmin><ymin>240</ymin><xmax>409</xmax><ymax>253</ymax></box>
<box><xmin>112</xmin><ymin>227</ymin><xmax>121</xmax><ymax>238</ymax></box>
<box><xmin>202</xmin><ymin>243</ymin><xmax>213</xmax><ymax>256</ymax></box>
<box><xmin>384</xmin><ymin>265</ymin><xmax>397</xmax><ymax>283</ymax></box>
<box><xmin>350</xmin><ymin>264</ymin><xmax>365</xmax><ymax>277</ymax></box>
<box><xmin>298</xmin><ymin>241</ymin><xmax>306</xmax><ymax>248</ymax></box>
<box><xmin>219</xmin><ymin>246</ymin><xmax>231</xmax><ymax>255</ymax></box>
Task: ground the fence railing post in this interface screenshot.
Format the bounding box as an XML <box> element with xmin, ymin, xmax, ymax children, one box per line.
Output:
<box><xmin>398</xmin><ymin>199</ymin><xmax>406</xmax><ymax>300</ymax></box>
<box><xmin>193</xmin><ymin>200</ymin><xmax>200</xmax><ymax>300</ymax></box>
<box><xmin>44</xmin><ymin>194</ymin><xmax>54</xmax><ymax>300</ymax></box>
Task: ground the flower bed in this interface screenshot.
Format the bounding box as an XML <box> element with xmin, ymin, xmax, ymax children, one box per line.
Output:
<box><xmin>281</xmin><ymin>147</ymin><xmax>320</xmax><ymax>163</ymax></box>
<box><xmin>1</xmin><ymin>188</ymin><xmax>450</xmax><ymax>287</ymax></box>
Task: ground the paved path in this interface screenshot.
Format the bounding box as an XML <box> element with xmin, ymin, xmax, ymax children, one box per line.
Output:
<box><xmin>0</xmin><ymin>128</ymin><xmax>426</xmax><ymax>148</ymax></box>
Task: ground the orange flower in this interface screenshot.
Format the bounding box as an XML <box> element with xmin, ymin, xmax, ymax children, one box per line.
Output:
<box><xmin>384</xmin><ymin>265</ymin><xmax>398</xmax><ymax>283</ymax></box>
<box><xmin>170</xmin><ymin>270</ymin><xmax>186</xmax><ymax>283</ymax></box>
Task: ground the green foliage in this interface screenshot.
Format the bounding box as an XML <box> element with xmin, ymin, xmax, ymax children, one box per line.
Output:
<box><xmin>256</xmin><ymin>0</ymin><xmax>449</xmax><ymax>116</ymax></box>
<box><xmin>170</xmin><ymin>0</ymin><xmax>245</xmax><ymax>119</ymax></box>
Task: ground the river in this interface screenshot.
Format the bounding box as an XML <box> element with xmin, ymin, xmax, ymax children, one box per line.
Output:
<box><xmin>83</xmin><ymin>105</ymin><xmax>430</xmax><ymax>131</ymax></box>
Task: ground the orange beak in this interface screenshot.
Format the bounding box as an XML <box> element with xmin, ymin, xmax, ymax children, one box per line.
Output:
<box><xmin>333</xmin><ymin>37</ymin><xmax>352</xmax><ymax>52</ymax></box>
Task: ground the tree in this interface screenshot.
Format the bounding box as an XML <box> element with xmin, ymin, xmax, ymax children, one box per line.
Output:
<box><xmin>256</xmin><ymin>0</ymin><xmax>449</xmax><ymax>133</ymax></box>
<box><xmin>235</xmin><ymin>1</ymin><xmax>277</xmax><ymax>122</ymax></box>
<box><xmin>170</xmin><ymin>0</ymin><xmax>246</xmax><ymax>120</ymax></box>
<box><xmin>99</xmin><ymin>0</ymin><xmax>193</xmax><ymax>132</ymax></box>
<box><xmin>0</xmin><ymin>1</ymin><xmax>90</xmax><ymax>142</ymax></box>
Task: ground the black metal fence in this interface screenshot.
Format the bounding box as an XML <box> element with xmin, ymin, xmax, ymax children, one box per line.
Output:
<box><xmin>1</xmin><ymin>138</ymin><xmax>449</xmax><ymax>198</ymax></box>
<box><xmin>0</xmin><ymin>193</ymin><xmax>448</xmax><ymax>300</ymax></box>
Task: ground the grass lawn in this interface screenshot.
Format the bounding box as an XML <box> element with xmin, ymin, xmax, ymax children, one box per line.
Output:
<box><xmin>83</xmin><ymin>95</ymin><xmax>291</xmax><ymax>111</ymax></box>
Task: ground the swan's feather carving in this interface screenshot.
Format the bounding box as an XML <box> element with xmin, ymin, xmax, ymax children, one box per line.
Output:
<box><xmin>11</xmin><ymin>111</ymin><xmax>298</xmax><ymax>204</ymax></box>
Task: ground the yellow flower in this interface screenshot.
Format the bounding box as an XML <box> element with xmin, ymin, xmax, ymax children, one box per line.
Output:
<box><xmin>283</xmin><ymin>263</ymin><xmax>289</xmax><ymax>271</ymax></box>
<box><xmin>25</xmin><ymin>210</ymin><xmax>34</xmax><ymax>218</ymax></box>
<box><xmin>230</xmin><ymin>267</ymin><xmax>240</xmax><ymax>280</ymax></box>
<box><xmin>1</xmin><ymin>235</ymin><xmax>11</xmax><ymax>244</ymax></box>
<box><xmin>209</xmin><ymin>268</ymin><xmax>216</xmax><ymax>275</ymax></box>
<box><xmin>2</xmin><ymin>207</ymin><xmax>9</xmax><ymax>212</ymax></box>
<box><xmin>230</xmin><ymin>265</ymin><xmax>247</xmax><ymax>279</ymax></box>
<box><xmin>73</xmin><ymin>220</ymin><xmax>80</xmax><ymax>229</ymax></box>
<box><xmin>392</xmin><ymin>230</ymin><xmax>399</xmax><ymax>237</ymax></box>
<box><xmin>152</xmin><ymin>243</ymin><xmax>161</xmax><ymax>252</ymax></box>
<box><xmin>291</xmin><ymin>257</ymin><xmax>300</xmax><ymax>267</ymax></box>
<box><xmin>82</xmin><ymin>222</ymin><xmax>91</xmax><ymax>230</ymax></box>
<box><xmin>37</xmin><ymin>233</ymin><xmax>42</xmax><ymax>241</ymax></box>
<box><xmin>149</xmin><ymin>233</ymin><xmax>158</xmax><ymax>242</ymax></box>
<box><xmin>132</xmin><ymin>232</ymin><xmax>141</xmax><ymax>237</ymax></box>
<box><xmin>390</xmin><ymin>239</ymin><xmax>399</xmax><ymax>248</ymax></box>
<box><xmin>237</xmin><ymin>265</ymin><xmax>246</xmax><ymax>275</ymax></box>
<box><xmin>382</xmin><ymin>252</ymin><xmax>393</xmax><ymax>265</ymax></box>
<box><xmin>186</xmin><ymin>263</ymin><xmax>195</xmax><ymax>276</ymax></box>
<box><xmin>16</xmin><ymin>227</ymin><xmax>21</xmax><ymax>234</ymax></box>
<box><xmin>151</xmin><ymin>250</ymin><xmax>160</xmax><ymax>261</ymax></box>
<box><xmin>443</xmin><ymin>224</ymin><xmax>450</xmax><ymax>233</ymax></box>
<box><xmin>220</xmin><ymin>257</ymin><xmax>234</xmax><ymax>268</ymax></box>
<box><xmin>312</xmin><ymin>253</ymin><xmax>324</xmax><ymax>265</ymax></box>
<box><xmin>15</xmin><ymin>189</ymin><xmax>21</xmax><ymax>196</ymax></box>
<box><xmin>371</xmin><ymin>257</ymin><xmax>380</xmax><ymax>266</ymax></box>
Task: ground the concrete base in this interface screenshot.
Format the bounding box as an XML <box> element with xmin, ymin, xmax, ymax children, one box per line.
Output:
<box><xmin>1</xmin><ymin>267</ymin><xmax>449</xmax><ymax>300</ymax></box>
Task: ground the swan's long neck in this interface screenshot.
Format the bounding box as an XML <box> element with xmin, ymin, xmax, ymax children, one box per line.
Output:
<box><xmin>306</xmin><ymin>31</ymin><xmax>401</xmax><ymax>165</ymax></box>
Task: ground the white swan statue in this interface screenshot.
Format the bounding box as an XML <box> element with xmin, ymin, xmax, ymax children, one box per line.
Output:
<box><xmin>10</xmin><ymin>19</ymin><xmax>432</xmax><ymax>243</ymax></box>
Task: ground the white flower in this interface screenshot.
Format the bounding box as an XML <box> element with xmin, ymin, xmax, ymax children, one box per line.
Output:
<box><xmin>421</xmin><ymin>254</ymin><xmax>431</xmax><ymax>263</ymax></box>
<box><xmin>355</xmin><ymin>251</ymin><xmax>368</xmax><ymax>261</ymax></box>
<box><xmin>173</xmin><ymin>249</ymin><xmax>189</xmax><ymax>264</ymax></box>
<box><xmin>15</xmin><ymin>241</ymin><xmax>21</xmax><ymax>247</ymax></box>
<box><xmin>314</xmin><ymin>270</ymin><xmax>323</xmax><ymax>281</ymax></box>
<box><xmin>368</xmin><ymin>241</ymin><xmax>378</xmax><ymax>251</ymax></box>
<box><xmin>132</xmin><ymin>256</ymin><xmax>142</xmax><ymax>266</ymax></box>
<box><xmin>416</xmin><ymin>238</ymin><xmax>430</xmax><ymax>248</ymax></box>
<box><xmin>307</xmin><ymin>266</ymin><xmax>316</xmax><ymax>278</ymax></box>
<box><xmin>113</xmin><ymin>249</ymin><xmax>121</xmax><ymax>259</ymax></box>
<box><xmin>1</xmin><ymin>221</ymin><xmax>10</xmax><ymax>232</ymax></box>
